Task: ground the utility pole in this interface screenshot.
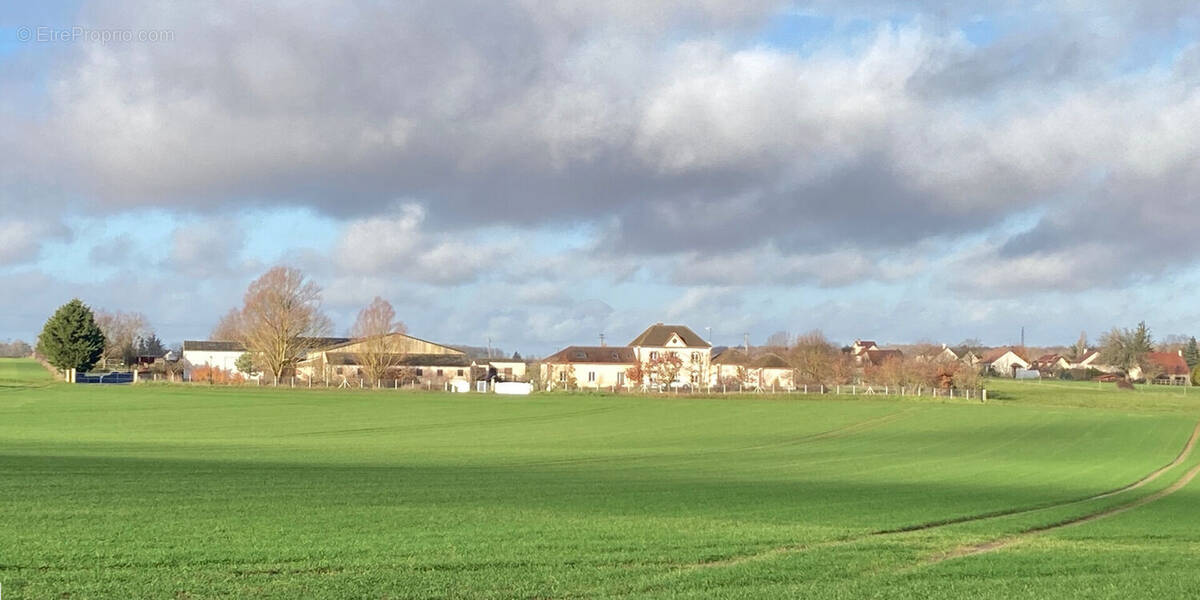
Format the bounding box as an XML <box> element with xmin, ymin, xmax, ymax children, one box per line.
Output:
<box><xmin>744</xmin><ymin>332</ymin><xmax>750</xmax><ymax>353</ymax></box>
<box><xmin>487</xmin><ymin>337</ymin><xmax>492</xmax><ymax>358</ymax></box>
<box><xmin>599</xmin><ymin>332</ymin><xmax>606</xmax><ymax>347</ymax></box>
<box><xmin>1020</xmin><ymin>327</ymin><xmax>1025</xmax><ymax>348</ymax></box>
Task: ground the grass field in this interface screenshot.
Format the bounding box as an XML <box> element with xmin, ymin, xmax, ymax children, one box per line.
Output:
<box><xmin>1</xmin><ymin>358</ymin><xmax>1199</xmax><ymax>598</ymax></box>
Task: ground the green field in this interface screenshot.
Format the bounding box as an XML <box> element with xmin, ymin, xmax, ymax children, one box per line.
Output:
<box><xmin>2</xmin><ymin>358</ymin><xmax>1199</xmax><ymax>598</ymax></box>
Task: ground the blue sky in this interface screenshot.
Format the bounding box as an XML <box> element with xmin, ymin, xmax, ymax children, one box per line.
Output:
<box><xmin>3</xmin><ymin>1</ymin><xmax>1200</xmax><ymax>355</ymax></box>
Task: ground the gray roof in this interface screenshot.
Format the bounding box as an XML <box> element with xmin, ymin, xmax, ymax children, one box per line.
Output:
<box><xmin>183</xmin><ymin>340</ymin><xmax>245</xmax><ymax>352</ymax></box>
<box><xmin>545</xmin><ymin>346</ymin><xmax>636</xmax><ymax>364</ymax></box>
<box><xmin>323</xmin><ymin>353</ymin><xmax>473</xmax><ymax>367</ymax></box>
<box><xmin>628</xmin><ymin>323</ymin><xmax>711</xmax><ymax>348</ymax></box>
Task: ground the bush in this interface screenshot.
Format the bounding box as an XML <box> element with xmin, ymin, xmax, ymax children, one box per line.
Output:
<box><xmin>190</xmin><ymin>365</ymin><xmax>246</xmax><ymax>385</ymax></box>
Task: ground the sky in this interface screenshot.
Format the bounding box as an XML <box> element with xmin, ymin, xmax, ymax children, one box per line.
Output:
<box><xmin>3</xmin><ymin>1</ymin><xmax>1200</xmax><ymax>356</ymax></box>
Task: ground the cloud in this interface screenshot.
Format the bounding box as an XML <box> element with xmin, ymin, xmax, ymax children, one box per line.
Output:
<box><xmin>0</xmin><ymin>219</ymin><xmax>70</xmax><ymax>266</ymax></box>
<box><xmin>333</xmin><ymin>203</ymin><xmax>513</xmax><ymax>285</ymax></box>
<box><xmin>164</xmin><ymin>219</ymin><xmax>245</xmax><ymax>277</ymax></box>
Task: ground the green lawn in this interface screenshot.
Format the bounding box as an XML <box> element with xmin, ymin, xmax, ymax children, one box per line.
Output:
<box><xmin>1</xmin><ymin>358</ymin><xmax>1198</xmax><ymax>598</ymax></box>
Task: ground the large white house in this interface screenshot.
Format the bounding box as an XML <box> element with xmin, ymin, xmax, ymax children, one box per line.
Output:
<box><xmin>181</xmin><ymin>340</ymin><xmax>249</xmax><ymax>379</ymax></box>
<box><xmin>628</xmin><ymin>323</ymin><xmax>712</xmax><ymax>386</ymax></box>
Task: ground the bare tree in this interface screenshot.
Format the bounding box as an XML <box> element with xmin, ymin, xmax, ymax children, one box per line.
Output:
<box><xmin>789</xmin><ymin>330</ymin><xmax>837</xmax><ymax>384</ymax></box>
<box><xmin>765</xmin><ymin>330</ymin><xmax>791</xmax><ymax>349</ymax></box>
<box><xmin>237</xmin><ymin>266</ymin><xmax>332</xmax><ymax>383</ymax></box>
<box><xmin>211</xmin><ymin>307</ymin><xmax>244</xmax><ymax>341</ymax></box>
<box><xmin>1099</xmin><ymin>322</ymin><xmax>1154</xmax><ymax>380</ymax></box>
<box><xmin>350</xmin><ymin>296</ymin><xmax>407</xmax><ymax>383</ymax></box>
<box><xmin>94</xmin><ymin>310</ymin><xmax>149</xmax><ymax>367</ymax></box>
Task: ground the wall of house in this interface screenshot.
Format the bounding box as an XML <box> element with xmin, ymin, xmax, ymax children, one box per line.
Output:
<box><xmin>633</xmin><ymin>344</ymin><xmax>711</xmax><ymax>385</ymax></box>
<box><xmin>542</xmin><ymin>362</ymin><xmax>632</xmax><ymax>389</ymax></box>
<box><xmin>182</xmin><ymin>350</ymin><xmax>247</xmax><ymax>378</ymax></box>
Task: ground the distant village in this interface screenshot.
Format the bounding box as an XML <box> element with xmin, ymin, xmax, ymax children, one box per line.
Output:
<box><xmin>17</xmin><ymin>268</ymin><xmax>1196</xmax><ymax>390</ymax></box>
<box><xmin>169</xmin><ymin>322</ymin><xmax>1194</xmax><ymax>391</ymax></box>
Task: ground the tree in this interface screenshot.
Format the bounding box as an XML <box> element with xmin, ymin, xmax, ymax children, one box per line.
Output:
<box><xmin>94</xmin><ymin>310</ymin><xmax>148</xmax><ymax>367</ymax></box>
<box><xmin>789</xmin><ymin>330</ymin><xmax>838</xmax><ymax>384</ymax></box>
<box><xmin>235</xmin><ymin>352</ymin><xmax>259</xmax><ymax>377</ymax></box>
<box><xmin>236</xmin><ymin>267</ymin><xmax>333</xmax><ymax>383</ymax></box>
<box><xmin>37</xmin><ymin>299</ymin><xmax>106</xmax><ymax>375</ymax></box>
<box><xmin>0</xmin><ymin>339</ymin><xmax>32</xmax><ymax>358</ymax></box>
<box><xmin>1069</xmin><ymin>331</ymin><xmax>1088</xmax><ymax>359</ymax></box>
<box><xmin>1184</xmin><ymin>337</ymin><xmax>1200</xmax><ymax>369</ymax></box>
<box><xmin>135</xmin><ymin>333</ymin><xmax>167</xmax><ymax>358</ymax></box>
<box><xmin>765</xmin><ymin>330</ymin><xmax>791</xmax><ymax>349</ymax></box>
<box><xmin>1099</xmin><ymin>322</ymin><xmax>1154</xmax><ymax>380</ymax></box>
<box><xmin>625</xmin><ymin>361</ymin><xmax>647</xmax><ymax>389</ymax></box>
<box><xmin>350</xmin><ymin>296</ymin><xmax>407</xmax><ymax>383</ymax></box>
<box><xmin>646</xmin><ymin>353</ymin><xmax>684</xmax><ymax>389</ymax></box>
<box><xmin>211</xmin><ymin>307</ymin><xmax>244</xmax><ymax>341</ymax></box>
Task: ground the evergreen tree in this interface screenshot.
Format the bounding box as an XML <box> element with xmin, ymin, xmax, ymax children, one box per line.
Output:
<box><xmin>37</xmin><ymin>299</ymin><xmax>106</xmax><ymax>373</ymax></box>
<box><xmin>1186</xmin><ymin>337</ymin><xmax>1200</xmax><ymax>368</ymax></box>
<box><xmin>135</xmin><ymin>333</ymin><xmax>167</xmax><ymax>357</ymax></box>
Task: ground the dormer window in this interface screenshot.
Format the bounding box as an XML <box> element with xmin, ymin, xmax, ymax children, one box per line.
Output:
<box><xmin>574</xmin><ymin>351</ymin><xmax>586</xmax><ymax>360</ymax></box>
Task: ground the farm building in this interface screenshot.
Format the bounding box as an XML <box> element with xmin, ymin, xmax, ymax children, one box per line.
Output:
<box><xmin>295</xmin><ymin>333</ymin><xmax>468</xmax><ymax>384</ymax></box>
<box><xmin>182</xmin><ymin>337</ymin><xmax>350</xmax><ymax>381</ymax></box>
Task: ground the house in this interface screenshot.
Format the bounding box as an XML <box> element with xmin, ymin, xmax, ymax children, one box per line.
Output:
<box><xmin>540</xmin><ymin>346</ymin><xmax>636</xmax><ymax>389</ymax></box>
<box><xmin>1132</xmin><ymin>352</ymin><xmax>1191</xmax><ymax>385</ymax></box>
<box><xmin>182</xmin><ymin>340</ymin><xmax>246</xmax><ymax>378</ymax></box>
<box><xmin>980</xmin><ymin>348</ymin><xmax>1031</xmax><ymax>377</ymax></box>
<box><xmin>628</xmin><ymin>323</ymin><xmax>712</xmax><ymax>387</ymax></box>
<box><xmin>1071</xmin><ymin>350</ymin><xmax>1101</xmax><ymax>369</ymax></box>
<box><xmin>914</xmin><ymin>345</ymin><xmax>959</xmax><ymax>363</ymax></box>
<box><xmin>850</xmin><ymin>339</ymin><xmax>881</xmax><ymax>364</ymax></box>
<box><xmin>709</xmin><ymin>349</ymin><xmax>795</xmax><ymax>390</ymax></box>
<box><xmin>1031</xmin><ymin>353</ymin><xmax>1071</xmax><ymax>372</ymax></box>
<box><xmin>295</xmin><ymin>333</ymin><xmax>468</xmax><ymax>384</ymax></box>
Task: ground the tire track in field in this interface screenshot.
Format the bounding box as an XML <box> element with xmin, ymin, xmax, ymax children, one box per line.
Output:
<box><xmin>876</xmin><ymin>416</ymin><xmax>1200</xmax><ymax>535</ymax></box>
<box><xmin>926</xmin><ymin>461</ymin><xmax>1200</xmax><ymax>565</ymax></box>
<box><xmin>672</xmin><ymin>416</ymin><xmax>1200</xmax><ymax>575</ymax></box>
<box><xmin>921</xmin><ymin>418</ymin><xmax>1200</xmax><ymax>566</ymax></box>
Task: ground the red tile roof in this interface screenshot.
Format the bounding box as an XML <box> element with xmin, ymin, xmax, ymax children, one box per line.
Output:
<box><xmin>1145</xmin><ymin>352</ymin><xmax>1189</xmax><ymax>376</ymax></box>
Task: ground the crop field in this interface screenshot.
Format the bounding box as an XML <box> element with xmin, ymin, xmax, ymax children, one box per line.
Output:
<box><xmin>1</xmin><ymin>358</ymin><xmax>1199</xmax><ymax>598</ymax></box>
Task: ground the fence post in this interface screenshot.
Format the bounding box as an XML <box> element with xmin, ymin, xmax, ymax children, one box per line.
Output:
<box><xmin>982</xmin><ymin>389</ymin><xmax>988</xmax><ymax>402</ymax></box>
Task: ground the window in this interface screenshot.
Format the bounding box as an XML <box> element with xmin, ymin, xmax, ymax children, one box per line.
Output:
<box><xmin>691</xmin><ymin>352</ymin><xmax>701</xmax><ymax>362</ymax></box>
<box><xmin>415</xmin><ymin>368</ymin><xmax>423</xmax><ymax>376</ymax></box>
<box><xmin>503</xmin><ymin>368</ymin><xmax>512</xmax><ymax>375</ymax></box>
<box><xmin>336</xmin><ymin>367</ymin><xmax>344</xmax><ymax>375</ymax></box>
<box><xmin>457</xmin><ymin>369</ymin><xmax>464</xmax><ymax>376</ymax></box>
<box><xmin>691</xmin><ymin>373</ymin><xmax>698</xmax><ymax>383</ymax></box>
<box><xmin>559</xmin><ymin>370</ymin><xmax>568</xmax><ymax>382</ymax></box>
<box><xmin>650</xmin><ymin>351</ymin><xmax>658</xmax><ymax>360</ymax></box>
<box><xmin>617</xmin><ymin>372</ymin><xmax>625</xmax><ymax>385</ymax></box>
<box><xmin>588</xmin><ymin>371</ymin><xmax>596</xmax><ymax>382</ymax></box>
<box><xmin>436</xmin><ymin>369</ymin><xmax>444</xmax><ymax>376</ymax></box>
<box><xmin>574</xmin><ymin>350</ymin><xmax>587</xmax><ymax>359</ymax></box>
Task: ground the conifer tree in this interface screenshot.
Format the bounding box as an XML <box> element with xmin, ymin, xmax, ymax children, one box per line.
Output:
<box><xmin>37</xmin><ymin>299</ymin><xmax>106</xmax><ymax>374</ymax></box>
